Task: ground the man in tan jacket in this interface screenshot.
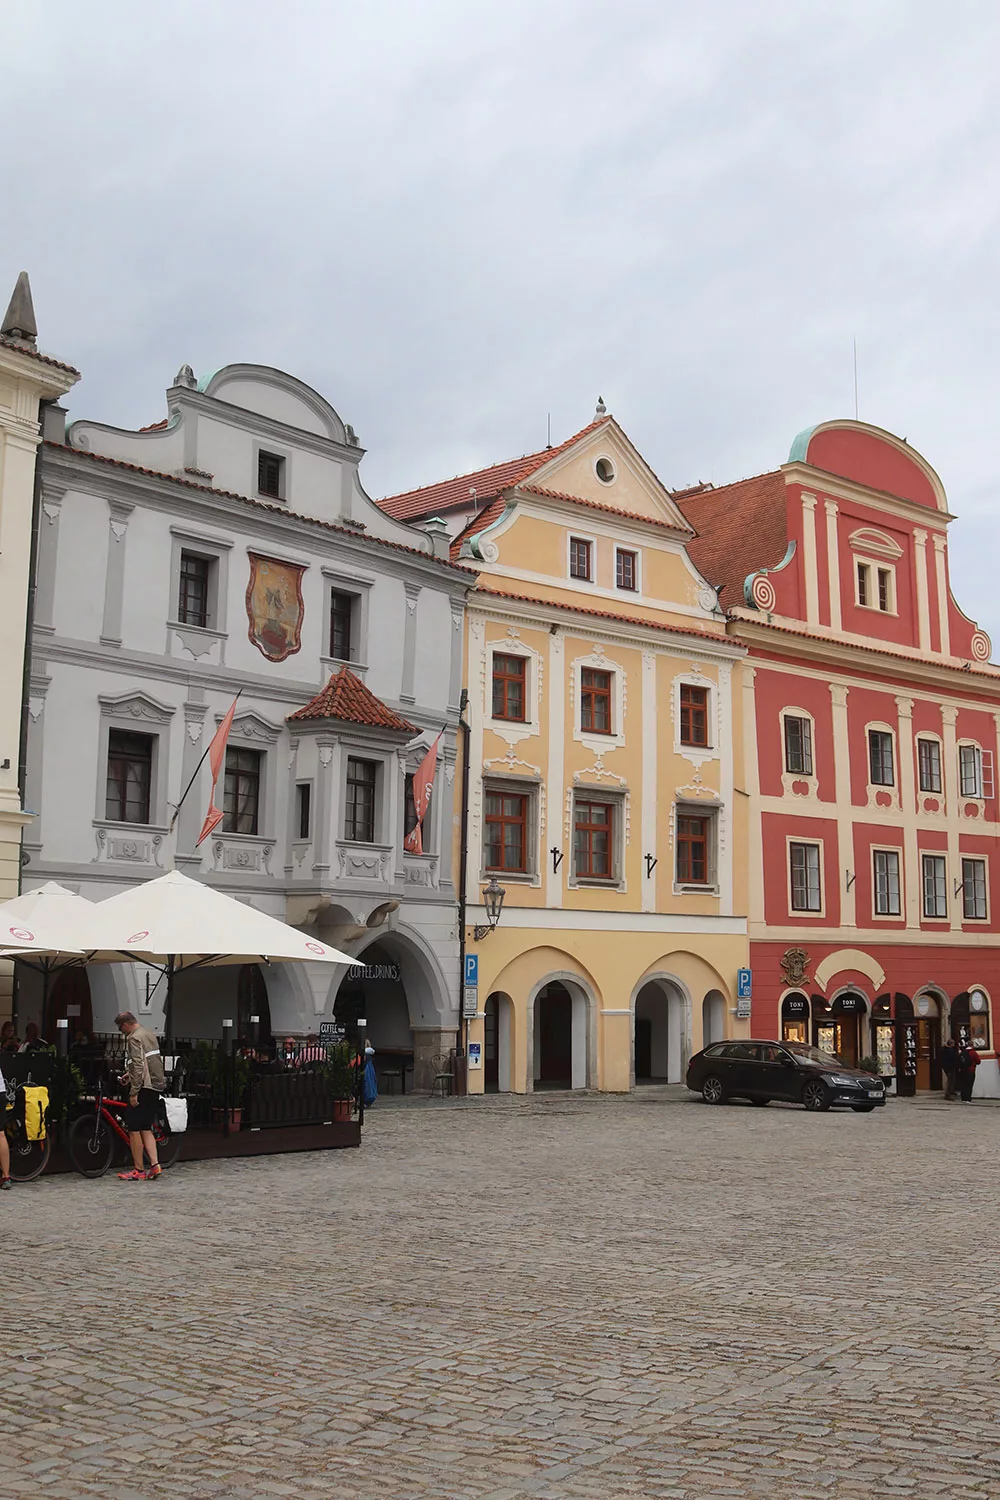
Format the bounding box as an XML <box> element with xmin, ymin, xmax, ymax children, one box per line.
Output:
<box><xmin>115</xmin><ymin>1011</ymin><xmax>166</xmax><ymax>1181</ymax></box>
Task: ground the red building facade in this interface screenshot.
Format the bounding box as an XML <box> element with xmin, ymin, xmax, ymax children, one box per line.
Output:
<box><xmin>684</xmin><ymin>419</ymin><xmax>1000</xmax><ymax>1096</ymax></box>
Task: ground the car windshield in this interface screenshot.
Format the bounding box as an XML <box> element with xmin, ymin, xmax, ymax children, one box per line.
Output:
<box><xmin>785</xmin><ymin>1044</ymin><xmax>844</xmax><ymax>1068</ymax></box>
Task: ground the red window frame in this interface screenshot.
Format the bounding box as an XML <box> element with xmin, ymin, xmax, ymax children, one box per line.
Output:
<box><xmin>492</xmin><ymin>654</ymin><xmax>526</xmax><ymax>722</ymax></box>
<box><xmin>616</xmin><ymin>549</ymin><xmax>637</xmax><ymax>591</ymax></box>
<box><xmin>580</xmin><ymin>668</ymin><xmax>612</xmax><ymax>734</ymax></box>
<box><xmin>680</xmin><ymin>684</ymin><xmax>709</xmax><ymax>747</ymax></box>
<box><xmin>574</xmin><ymin>800</ymin><xmax>613</xmax><ymax>880</ymax></box>
<box><xmin>569</xmin><ymin>537</ymin><xmax>592</xmax><ymax>580</ymax></box>
<box><xmin>484</xmin><ymin>791</ymin><xmax>528</xmax><ymax>872</ymax></box>
<box><xmin>676</xmin><ymin>815</ymin><xmax>709</xmax><ymax>884</ymax></box>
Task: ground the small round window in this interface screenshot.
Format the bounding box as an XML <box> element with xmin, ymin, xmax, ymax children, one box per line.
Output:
<box><xmin>595</xmin><ymin>456</ymin><xmax>616</xmax><ymax>485</ymax></box>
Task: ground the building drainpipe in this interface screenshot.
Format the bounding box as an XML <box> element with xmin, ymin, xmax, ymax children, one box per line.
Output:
<box><xmin>457</xmin><ymin>689</ymin><xmax>470</xmax><ymax>1095</ymax></box>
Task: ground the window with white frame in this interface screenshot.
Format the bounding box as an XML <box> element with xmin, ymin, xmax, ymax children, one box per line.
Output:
<box><xmin>921</xmin><ymin>854</ymin><xmax>947</xmax><ymax>918</ymax></box>
<box><xmin>573</xmin><ymin>796</ymin><xmax>616</xmax><ymax>881</ymax></box>
<box><xmin>783</xmin><ymin>714</ymin><xmax>813</xmax><ymax>775</ymax></box>
<box><xmin>959</xmin><ymin>743</ymin><xmax>984</xmax><ymax>798</ymax></box>
<box><xmin>857</xmin><ymin>560</ymin><xmax>894</xmax><ymax>612</ymax></box>
<box><xmin>873</xmin><ymin>848</ymin><xmax>901</xmax><ymax>916</ymax></box>
<box><xmin>789</xmin><ymin>841</ymin><xmax>822</xmax><ymax>912</ymax></box>
<box><xmin>615</xmin><ymin>548</ymin><xmax>638</xmax><ymax>592</ymax></box>
<box><xmin>483</xmin><ymin>779</ymin><xmax>539</xmax><ymax>878</ymax></box>
<box><xmin>869</xmin><ymin>729</ymin><xmax>894</xmax><ymax>786</ymax></box>
<box><xmin>675</xmin><ymin>806</ymin><xmax>718</xmax><ymax>889</ymax></box>
<box><xmin>569</xmin><ymin>537</ymin><xmax>593</xmax><ymax>581</ymax></box>
<box><xmin>962</xmin><ymin>857</ymin><xmax>988</xmax><ymax>920</ymax></box>
<box><xmin>344</xmin><ymin>758</ymin><xmax>378</xmax><ymax>843</ymax></box>
<box><xmin>918</xmin><ymin>737</ymin><xmax>942</xmax><ymax>793</ymax></box>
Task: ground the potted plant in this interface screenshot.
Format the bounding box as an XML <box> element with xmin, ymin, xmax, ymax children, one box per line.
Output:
<box><xmin>326</xmin><ymin>1042</ymin><xmax>355</xmax><ymax>1122</ymax></box>
<box><xmin>210</xmin><ymin>1050</ymin><xmax>251</xmax><ymax>1131</ymax></box>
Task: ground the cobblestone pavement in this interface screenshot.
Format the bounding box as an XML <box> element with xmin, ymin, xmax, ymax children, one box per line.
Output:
<box><xmin>4</xmin><ymin>1089</ymin><xmax>1000</xmax><ymax>1500</ymax></box>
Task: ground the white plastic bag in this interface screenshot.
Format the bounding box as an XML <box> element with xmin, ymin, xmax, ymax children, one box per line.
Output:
<box><xmin>162</xmin><ymin>1096</ymin><xmax>188</xmax><ymax>1133</ymax></box>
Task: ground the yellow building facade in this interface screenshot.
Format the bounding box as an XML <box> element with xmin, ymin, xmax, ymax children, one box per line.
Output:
<box><xmin>384</xmin><ymin>410</ymin><xmax>751</xmax><ymax>1092</ymax></box>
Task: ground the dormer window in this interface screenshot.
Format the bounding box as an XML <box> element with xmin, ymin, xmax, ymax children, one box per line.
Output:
<box><xmin>258</xmin><ymin>451</ymin><xmax>285</xmax><ymax>500</ymax></box>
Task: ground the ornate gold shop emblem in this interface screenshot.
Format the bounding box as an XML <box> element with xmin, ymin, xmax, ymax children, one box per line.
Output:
<box><xmin>780</xmin><ymin>947</ymin><xmax>810</xmax><ymax>987</ymax></box>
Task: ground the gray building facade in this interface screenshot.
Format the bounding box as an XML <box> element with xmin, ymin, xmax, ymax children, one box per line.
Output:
<box><xmin>25</xmin><ymin>362</ymin><xmax>470</xmax><ymax>1086</ymax></box>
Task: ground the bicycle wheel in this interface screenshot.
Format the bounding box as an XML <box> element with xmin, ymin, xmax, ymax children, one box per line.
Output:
<box><xmin>7</xmin><ymin>1127</ymin><xmax>51</xmax><ymax>1183</ymax></box>
<box><xmin>152</xmin><ymin>1119</ymin><xmax>182</xmax><ymax>1169</ymax></box>
<box><xmin>68</xmin><ymin>1112</ymin><xmax>115</xmax><ymax>1178</ymax></box>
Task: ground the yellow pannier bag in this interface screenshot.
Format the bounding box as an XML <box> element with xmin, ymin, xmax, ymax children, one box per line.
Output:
<box><xmin>22</xmin><ymin>1085</ymin><xmax>49</xmax><ymax>1141</ymax></box>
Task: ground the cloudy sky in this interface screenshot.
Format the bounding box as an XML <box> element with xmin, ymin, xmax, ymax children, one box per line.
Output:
<box><xmin>5</xmin><ymin>2</ymin><xmax>1000</xmax><ymax>634</ymax></box>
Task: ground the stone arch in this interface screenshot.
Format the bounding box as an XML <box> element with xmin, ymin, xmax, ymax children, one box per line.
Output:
<box><xmin>702</xmin><ymin>989</ymin><xmax>726</xmax><ymax>1047</ymax></box>
<box><xmin>484</xmin><ymin>991</ymin><xmax>514</xmax><ymax>1093</ymax></box>
<box><xmin>527</xmin><ymin>970</ymin><xmax>597</xmax><ymax>1091</ymax></box>
<box><xmin>630</xmin><ymin>971</ymin><xmax>692</xmax><ymax>1085</ymax></box>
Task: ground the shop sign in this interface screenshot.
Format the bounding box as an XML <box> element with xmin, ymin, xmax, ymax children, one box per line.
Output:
<box><xmin>319</xmin><ymin>1021</ymin><xmax>346</xmax><ymax>1043</ymax></box>
<box><xmin>345</xmin><ymin>963</ymin><xmax>401</xmax><ymax>983</ymax></box>
<box><xmin>783</xmin><ymin>996</ymin><xmax>809</xmax><ymax>1017</ymax></box>
<box><xmin>839</xmin><ymin>994</ymin><xmax>862</xmax><ymax>1012</ymax></box>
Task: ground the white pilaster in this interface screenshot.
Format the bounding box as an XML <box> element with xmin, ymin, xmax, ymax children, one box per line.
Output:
<box><xmin>830</xmin><ymin>683</ymin><xmax>855</xmax><ymax>927</ymax></box>
<box><xmin>640</xmin><ymin>651</ymin><xmax>657</xmax><ymax>914</ymax></box>
<box><xmin>801</xmin><ymin>493</ymin><xmax>820</xmax><ymax>625</ymax></box>
<box><xmin>912</xmin><ymin>528</ymin><xmax>931</xmax><ymax>653</ymax></box>
<box><xmin>941</xmin><ymin>704</ymin><xmax>961</xmax><ymax>932</ymax></box>
<box><xmin>933</xmin><ymin>534</ymin><xmax>951</xmax><ymax>656</ymax></box>
<box><xmin>743</xmin><ymin>666</ymin><xmax>763</xmax><ymax>928</ymax></box>
<box><xmin>895</xmin><ymin>696</ymin><xmax>919</xmax><ymax>929</ymax></box>
<box><xmin>718</xmin><ymin>661</ymin><xmax>734</xmax><ymax>914</ymax></box>
<box><xmin>546</xmin><ymin>630</ymin><xmax>565</xmax><ymax>908</ymax></box>
<box><xmin>824</xmin><ymin>499</ymin><xmax>841</xmax><ymax>632</ymax></box>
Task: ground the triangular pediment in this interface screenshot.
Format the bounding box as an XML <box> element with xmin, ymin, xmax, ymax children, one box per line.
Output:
<box><xmin>519</xmin><ymin>419</ymin><xmax>692</xmax><ymax>533</ymax></box>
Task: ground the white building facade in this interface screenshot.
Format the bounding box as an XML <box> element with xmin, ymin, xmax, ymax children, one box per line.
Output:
<box><xmin>25</xmin><ymin>362</ymin><xmax>471</xmax><ymax>1085</ymax></box>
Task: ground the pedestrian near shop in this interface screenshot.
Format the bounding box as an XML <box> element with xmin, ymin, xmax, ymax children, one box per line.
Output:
<box><xmin>114</xmin><ymin>1011</ymin><xmax>166</xmax><ymax>1180</ymax></box>
<box><xmin>941</xmin><ymin>1037</ymin><xmax>960</xmax><ymax>1100</ymax></box>
<box><xmin>0</xmin><ymin>1056</ymin><xmax>10</xmax><ymax>1190</ymax></box>
<box><xmin>957</xmin><ymin>1042</ymin><xmax>981</xmax><ymax>1103</ymax></box>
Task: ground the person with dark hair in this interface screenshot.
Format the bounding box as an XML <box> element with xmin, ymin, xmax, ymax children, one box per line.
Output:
<box><xmin>0</xmin><ymin>1021</ymin><xmax>18</xmax><ymax>1056</ymax></box>
<box><xmin>941</xmin><ymin>1037</ymin><xmax>960</xmax><ymax>1101</ymax></box>
<box><xmin>0</xmin><ymin>1055</ymin><xmax>10</xmax><ymax>1190</ymax></box>
<box><xmin>957</xmin><ymin>1040</ymin><xmax>981</xmax><ymax>1103</ymax></box>
<box><xmin>17</xmin><ymin>1022</ymin><xmax>47</xmax><ymax>1053</ymax></box>
<box><xmin>114</xmin><ymin>1011</ymin><xmax>166</xmax><ymax>1180</ymax></box>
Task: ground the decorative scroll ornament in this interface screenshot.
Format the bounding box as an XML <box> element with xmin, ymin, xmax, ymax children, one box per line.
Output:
<box><xmin>970</xmin><ymin>631</ymin><xmax>991</xmax><ymax>663</ymax></box>
<box><xmin>780</xmin><ymin>947</ymin><xmax>810</xmax><ymax>987</ymax></box>
<box><xmin>750</xmin><ymin>573</ymin><xmax>777</xmax><ymax>612</ymax></box>
<box><xmin>246</xmin><ymin>553</ymin><xmax>306</xmax><ymax>662</ymax></box>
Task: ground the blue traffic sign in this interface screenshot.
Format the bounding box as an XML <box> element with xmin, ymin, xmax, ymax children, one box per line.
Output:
<box><xmin>737</xmin><ymin>968</ymin><xmax>752</xmax><ymax>1000</ymax></box>
<box><xmin>464</xmin><ymin>953</ymin><xmax>479</xmax><ymax>987</ymax></box>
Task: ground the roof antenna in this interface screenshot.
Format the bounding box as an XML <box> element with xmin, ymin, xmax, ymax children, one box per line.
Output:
<box><xmin>853</xmin><ymin>337</ymin><xmax>859</xmax><ymax>420</ymax></box>
<box><xmin>546</xmin><ymin>412</ymin><xmax>551</xmax><ymax>449</ymax></box>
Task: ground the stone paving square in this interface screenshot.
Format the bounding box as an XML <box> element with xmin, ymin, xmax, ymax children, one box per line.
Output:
<box><xmin>3</xmin><ymin>1089</ymin><xmax>1000</xmax><ymax>1499</ymax></box>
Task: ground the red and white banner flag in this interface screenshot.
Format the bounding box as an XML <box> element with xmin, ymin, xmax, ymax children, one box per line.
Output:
<box><xmin>196</xmin><ymin>698</ymin><xmax>239</xmax><ymax>846</ymax></box>
<box><xmin>403</xmin><ymin>734</ymin><xmax>442</xmax><ymax>856</ymax></box>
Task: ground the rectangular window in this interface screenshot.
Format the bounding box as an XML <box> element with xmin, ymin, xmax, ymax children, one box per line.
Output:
<box><xmin>258</xmin><ymin>451</ymin><xmax>284</xmax><ymax>499</ymax></box>
<box><xmin>857</xmin><ymin>561</ymin><xmax>871</xmax><ymax>607</ymax></box>
<box><xmin>877</xmin><ymin>567</ymin><xmax>893</xmax><ymax>612</ymax></box>
<box><xmin>789</xmin><ymin>842</ymin><xmax>822</xmax><ymax>912</ymax></box>
<box><xmin>869</xmin><ymin>730</ymin><xmax>894</xmax><ymax>786</ymax></box>
<box><xmin>783</xmin><ymin>715</ymin><xmax>813</xmax><ymax>775</ymax></box>
<box><xmin>295</xmin><ymin>782</ymin><xmax>311</xmax><ymax>840</ymax></box>
<box><xmin>918</xmin><ymin>738</ymin><xmax>942</xmax><ymax>793</ymax></box>
<box><xmin>574</xmin><ymin>799</ymin><xmax>614</xmax><ymax>879</ymax></box>
<box><xmin>921</xmin><ymin>854</ymin><xmax>947</xmax><ymax>918</ymax></box>
<box><xmin>873</xmin><ymin>849</ymin><xmax>901</xmax><ymax>916</ymax></box>
<box><xmin>959</xmin><ymin>744</ymin><xmax>983</xmax><ymax>798</ymax></box>
<box><xmin>178</xmin><ymin>552</ymin><xmax>211</xmax><ymax>628</ymax></box>
<box><xmin>680</xmin><ymin>684</ymin><xmax>709</xmax><ymax>747</ymax></box>
<box><xmin>329</xmin><ymin>591</ymin><xmax>354</xmax><ymax>661</ymax></box>
<box><xmin>492</xmin><ymin>654</ymin><xmax>526</xmax><ymax>721</ymax></box>
<box><xmin>962</xmin><ymin>857</ymin><xmax>988</xmax><ymax>920</ymax></box>
<box><xmin>580</xmin><ymin>668</ymin><xmax>612</xmax><ymax>734</ymax></box>
<box><xmin>345</xmin><ymin>758</ymin><xmax>377</xmax><ymax>843</ymax></box>
<box><xmin>615</xmin><ymin>548</ymin><xmax>637</xmax><ymax>591</ymax></box>
<box><xmin>223</xmin><ymin>747</ymin><xmax>261</xmax><ymax>835</ymax></box>
<box><xmin>676</xmin><ymin>815</ymin><xmax>709</xmax><ymax>884</ymax></box>
<box><xmin>484</xmin><ymin>790</ymin><xmax>528</xmax><ymax>872</ymax></box>
<box><xmin>404</xmin><ymin>773</ymin><xmax>418</xmax><ymax>841</ymax></box>
<box><xmin>105</xmin><ymin>730</ymin><xmax>153</xmax><ymax>824</ymax></box>
<box><xmin>569</xmin><ymin>537</ymin><xmax>592</xmax><ymax>580</ymax></box>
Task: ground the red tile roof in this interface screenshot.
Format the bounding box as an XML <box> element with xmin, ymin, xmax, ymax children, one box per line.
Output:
<box><xmin>43</xmin><ymin>443</ymin><xmax>473</xmax><ymax>577</ymax></box>
<box><xmin>378</xmin><ymin>417</ymin><xmax>610</xmax><ymax>522</ymax></box>
<box><xmin>520</xmin><ymin>483</ymin><xmax>692</xmax><ymax>533</ymax></box>
<box><xmin>678</xmin><ymin>471</ymin><xmax>788</xmax><ymax>607</ymax></box>
<box><xmin>287</xmin><ymin>667</ymin><xmax>419</xmax><ymax>731</ymax></box>
<box><xmin>0</xmin><ymin>336</ymin><xmax>80</xmax><ymax>377</ymax></box>
<box><xmin>729</xmin><ymin>608</ymin><xmax>1000</xmax><ymax>679</ymax></box>
<box><xmin>470</xmin><ymin>584</ymin><xmax>733</xmax><ymax>646</ymax></box>
<box><xmin>139</xmin><ymin>418</ymin><xmax>169</xmax><ymax>432</ymax></box>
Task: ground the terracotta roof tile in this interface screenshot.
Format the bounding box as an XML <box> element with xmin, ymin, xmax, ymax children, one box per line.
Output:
<box><xmin>520</xmin><ymin>483</ymin><xmax>692</xmax><ymax>533</ymax></box>
<box><xmin>139</xmin><ymin>418</ymin><xmax>169</xmax><ymax>432</ymax></box>
<box><xmin>678</xmin><ymin>471</ymin><xmax>788</xmax><ymax>606</ymax></box>
<box><xmin>287</xmin><ymin>667</ymin><xmax>419</xmax><ymax>731</ymax></box>
<box><xmin>471</xmin><ymin>584</ymin><xmax>733</xmax><ymax>647</ymax></box>
<box><xmin>0</xmin><ymin>336</ymin><xmax>80</xmax><ymax>377</ymax></box>
<box><xmin>43</xmin><ymin>443</ymin><xmax>473</xmax><ymax>576</ymax></box>
<box><xmin>728</xmin><ymin>608</ymin><xmax>1000</xmax><ymax>678</ymax></box>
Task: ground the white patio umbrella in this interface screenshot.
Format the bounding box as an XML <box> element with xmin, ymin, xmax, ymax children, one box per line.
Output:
<box><xmin>87</xmin><ymin>870</ymin><xmax>353</xmax><ymax>1040</ymax></box>
<box><xmin>0</xmin><ymin>881</ymin><xmax>94</xmax><ymax>1030</ymax></box>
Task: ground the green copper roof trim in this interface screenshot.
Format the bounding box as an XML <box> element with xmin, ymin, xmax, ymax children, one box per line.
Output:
<box><xmin>743</xmin><ymin>538</ymin><xmax>796</xmax><ymax>607</ymax></box>
<box><xmin>788</xmin><ymin>425</ymin><xmax>818</xmax><ymax>463</ymax></box>
<box><xmin>463</xmin><ymin>499</ymin><xmax>517</xmax><ymax>561</ymax></box>
<box><xmin>196</xmin><ymin>368</ymin><xmax>222</xmax><ymax>393</ymax></box>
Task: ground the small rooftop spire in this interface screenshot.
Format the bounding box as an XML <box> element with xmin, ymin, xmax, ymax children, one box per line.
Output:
<box><xmin>1</xmin><ymin>271</ymin><xmax>38</xmax><ymax>347</ymax></box>
<box><xmin>595</xmin><ymin>395</ymin><xmax>606</xmax><ymax>417</ymax></box>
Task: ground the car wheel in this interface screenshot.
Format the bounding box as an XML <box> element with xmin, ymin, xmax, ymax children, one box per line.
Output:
<box><xmin>851</xmin><ymin>1103</ymin><xmax>876</xmax><ymax>1113</ymax></box>
<box><xmin>751</xmin><ymin>1098</ymin><xmax>770</xmax><ymax>1107</ymax></box>
<box><xmin>802</xmin><ymin>1080</ymin><xmax>831</xmax><ymax>1112</ymax></box>
<box><xmin>702</xmin><ymin>1074</ymin><xmax>727</xmax><ymax>1105</ymax></box>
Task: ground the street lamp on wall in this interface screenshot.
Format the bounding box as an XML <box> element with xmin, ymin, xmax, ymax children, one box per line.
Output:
<box><xmin>473</xmin><ymin>875</ymin><xmax>506</xmax><ymax>941</ymax></box>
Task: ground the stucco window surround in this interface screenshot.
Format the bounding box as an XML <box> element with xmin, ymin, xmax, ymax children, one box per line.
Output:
<box><xmin>960</xmin><ymin>854</ymin><xmax>990</xmax><ymax>923</ymax></box>
<box><xmin>570</xmin><ymin>647</ymin><xmax>626</xmax><ymax>753</ymax></box>
<box><xmin>253</xmin><ymin>439</ymin><xmax>291</xmax><ymax>503</ymax></box>
<box><xmin>786</xmin><ymin>836</ymin><xmax>825</xmax><ymax>918</ymax></box>
<box><xmin>916</xmin><ymin>733</ymin><xmax>945</xmax><ymax>805</ymax></box>
<box><xmin>339</xmin><ymin>751</ymin><xmax>394</xmax><ymax>847</ymax></box>
<box><xmin>780</xmin><ymin>706</ymin><xmax>818</xmax><ymax>799</ymax></box>
<box><xmin>672</xmin><ymin>668</ymin><xmax>716</xmax><ymax>768</ymax></box>
<box><xmin>167</xmin><ymin>527</ymin><xmax>232</xmax><ymax>651</ymax></box>
<box><xmin>919</xmin><ymin>850</ymin><xmax>949</xmax><ymax>921</ymax></box>
<box><xmin>855</xmin><ymin>554</ymin><xmax>898</xmax><ymax>615</ymax></box>
<box><xmin>94</xmin><ymin>691</ymin><xmax>175</xmax><ymax>833</ymax></box>
<box><xmin>567</xmin><ymin>530</ymin><xmax>598</xmax><ymax>584</ymax></box>
<box><xmin>957</xmin><ymin>739</ymin><xmax>991</xmax><ymax>809</ymax></box>
<box><xmin>320</xmin><ymin>565</ymin><xmax>374</xmax><ymax>679</ymax></box>
<box><xmin>672</xmin><ymin>799</ymin><xmax>720</xmax><ymax>896</ymax></box>
<box><xmin>213</xmin><ymin>710</ymin><xmax>281</xmax><ymax>844</ymax></box>
<box><xmin>293</xmin><ymin>779</ymin><xmax>314</xmax><ymax>845</ymax></box>
<box><xmin>479</xmin><ymin>773</ymin><xmax>542</xmax><ymax>886</ymax></box>
<box><xmin>865</xmin><ymin>721</ymin><xmax>900</xmax><ymax>810</ymax></box>
<box><xmin>568</xmin><ymin>786</ymin><xmax>627</xmax><ymax>891</ymax></box>
<box><xmin>485</xmin><ymin>632</ymin><xmax>542</xmax><ymax>747</ymax></box>
<box><xmin>593</xmin><ymin>454</ymin><xmax>617</xmax><ymax>486</ymax></box>
<box><xmin>871</xmin><ymin>844</ymin><xmax>904</xmax><ymax>920</ymax></box>
<box><xmin>614</xmin><ymin>546</ymin><xmax>641</xmax><ymax>594</ymax></box>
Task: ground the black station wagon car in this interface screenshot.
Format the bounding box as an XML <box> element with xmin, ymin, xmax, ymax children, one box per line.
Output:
<box><xmin>686</xmin><ymin>1040</ymin><xmax>887</xmax><ymax>1112</ymax></box>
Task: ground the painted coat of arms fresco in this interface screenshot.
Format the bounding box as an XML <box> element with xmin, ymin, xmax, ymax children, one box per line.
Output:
<box><xmin>246</xmin><ymin>553</ymin><xmax>305</xmax><ymax>662</ymax></box>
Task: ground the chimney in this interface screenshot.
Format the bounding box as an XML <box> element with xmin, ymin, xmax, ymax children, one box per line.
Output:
<box><xmin>420</xmin><ymin>516</ymin><xmax>452</xmax><ymax>560</ymax></box>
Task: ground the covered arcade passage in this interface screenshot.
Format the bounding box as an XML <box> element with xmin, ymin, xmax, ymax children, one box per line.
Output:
<box><xmin>532</xmin><ymin>979</ymin><xmax>590</xmax><ymax>1090</ymax></box>
<box><xmin>633</xmin><ymin>979</ymin><xmax>686</xmax><ymax>1084</ymax></box>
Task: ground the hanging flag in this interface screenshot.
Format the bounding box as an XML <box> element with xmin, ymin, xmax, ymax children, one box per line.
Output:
<box><xmin>403</xmin><ymin>734</ymin><xmax>442</xmax><ymax>856</ymax></box>
<box><xmin>196</xmin><ymin>697</ymin><xmax>239</xmax><ymax>846</ymax></box>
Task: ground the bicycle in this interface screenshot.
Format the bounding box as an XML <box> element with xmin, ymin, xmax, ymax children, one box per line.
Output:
<box><xmin>3</xmin><ymin>1081</ymin><xmax>53</xmax><ymax>1182</ymax></box>
<box><xmin>68</xmin><ymin>1080</ymin><xmax>183</xmax><ymax>1179</ymax></box>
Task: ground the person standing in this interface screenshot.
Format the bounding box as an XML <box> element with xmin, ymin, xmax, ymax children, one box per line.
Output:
<box><xmin>0</xmin><ymin>1056</ymin><xmax>10</xmax><ymax>1190</ymax></box>
<box><xmin>957</xmin><ymin>1041</ymin><xmax>982</xmax><ymax>1103</ymax></box>
<box><xmin>941</xmin><ymin>1037</ymin><xmax>960</xmax><ymax>1100</ymax></box>
<box><xmin>114</xmin><ymin>1011</ymin><xmax>166</xmax><ymax>1181</ymax></box>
